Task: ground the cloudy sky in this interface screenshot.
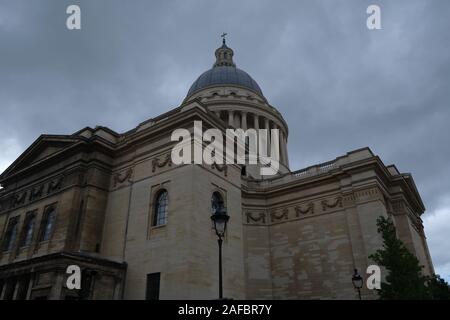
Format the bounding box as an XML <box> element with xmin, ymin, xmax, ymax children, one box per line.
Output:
<box><xmin>1</xmin><ymin>0</ymin><xmax>449</xmax><ymax>281</ymax></box>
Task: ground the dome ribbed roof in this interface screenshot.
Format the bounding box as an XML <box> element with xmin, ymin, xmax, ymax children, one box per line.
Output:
<box><xmin>187</xmin><ymin>66</ymin><xmax>263</xmax><ymax>97</ymax></box>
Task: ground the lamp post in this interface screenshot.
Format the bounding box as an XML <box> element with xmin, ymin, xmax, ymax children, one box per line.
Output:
<box><xmin>211</xmin><ymin>206</ymin><xmax>229</xmax><ymax>300</ymax></box>
<box><xmin>352</xmin><ymin>268</ymin><xmax>363</xmax><ymax>300</ymax></box>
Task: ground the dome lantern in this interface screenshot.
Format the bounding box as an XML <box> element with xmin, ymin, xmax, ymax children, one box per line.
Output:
<box><xmin>186</xmin><ymin>36</ymin><xmax>264</xmax><ymax>99</ymax></box>
<box><xmin>213</xmin><ymin>34</ymin><xmax>236</xmax><ymax>68</ymax></box>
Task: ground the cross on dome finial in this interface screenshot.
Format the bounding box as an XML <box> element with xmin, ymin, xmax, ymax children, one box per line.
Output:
<box><xmin>221</xmin><ymin>32</ymin><xmax>227</xmax><ymax>45</ymax></box>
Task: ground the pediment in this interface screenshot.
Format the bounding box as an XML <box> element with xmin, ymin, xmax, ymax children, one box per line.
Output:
<box><xmin>0</xmin><ymin>135</ymin><xmax>80</xmax><ymax>180</ymax></box>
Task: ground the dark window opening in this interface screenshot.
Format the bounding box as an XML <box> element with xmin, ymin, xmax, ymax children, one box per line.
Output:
<box><xmin>146</xmin><ymin>273</ymin><xmax>161</xmax><ymax>300</ymax></box>
<box><xmin>79</xmin><ymin>269</ymin><xmax>97</xmax><ymax>300</ymax></box>
<box><xmin>20</xmin><ymin>211</ymin><xmax>36</xmax><ymax>247</ymax></box>
<box><xmin>241</xmin><ymin>166</ymin><xmax>247</xmax><ymax>176</ymax></box>
<box><xmin>39</xmin><ymin>205</ymin><xmax>57</xmax><ymax>242</ymax></box>
<box><xmin>2</xmin><ymin>216</ymin><xmax>19</xmax><ymax>252</ymax></box>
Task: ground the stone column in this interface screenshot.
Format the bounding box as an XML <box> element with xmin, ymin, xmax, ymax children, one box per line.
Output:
<box><xmin>241</xmin><ymin>112</ymin><xmax>247</xmax><ymax>130</ymax></box>
<box><xmin>264</xmin><ymin>118</ymin><xmax>271</xmax><ymax>153</ymax></box>
<box><xmin>228</xmin><ymin>110</ymin><xmax>234</xmax><ymax>127</ymax></box>
<box><xmin>234</xmin><ymin>112</ymin><xmax>240</xmax><ymax>128</ymax></box>
<box><xmin>272</xmin><ymin>123</ymin><xmax>281</xmax><ymax>163</ymax></box>
<box><xmin>253</xmin><ymin>114</ymin><xmax>260</xmax><ymax>157</ymax></box>
<box><xmin>283</xmin><ymin>133</ymin><xmax>289</xmax><ymax>167</ymax></box>
<box><xmin>280</xmin><ymin>130</ymin><xmax>288</xmax><ymax>165</ymax></box>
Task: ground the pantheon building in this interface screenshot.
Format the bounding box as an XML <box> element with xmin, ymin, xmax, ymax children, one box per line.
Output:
<box><xmin>0</xmin><ymin>40</ymin><xmax>434</xmax><ymax>300</ymax></box>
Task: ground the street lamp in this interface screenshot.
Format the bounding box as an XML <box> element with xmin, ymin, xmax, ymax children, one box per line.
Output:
<box><xmin>352</xmin><ymin>268</ymin><xmax>363</xmax><ymax>300</ymax></box>
<box><xmin>211</xmin><ymin>205</ymin><xmax>229</xmax><ymax>299</ymax></box>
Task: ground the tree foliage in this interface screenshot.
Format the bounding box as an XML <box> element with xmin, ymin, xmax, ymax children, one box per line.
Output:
<box><xmin>370</xmin><ymin>216</ymin><xmax>450</xmax><ymax>299</ymax></box>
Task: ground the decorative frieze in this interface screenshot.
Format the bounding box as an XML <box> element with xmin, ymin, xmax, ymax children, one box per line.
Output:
<box><xmin>47</xmin><ymin>176</ymin><xmax>63</xmax><ymax>194</ymax></box>
<box><xmin>29</xmin><ymin>184</ymin><xmax>44</xmax><ymax>202</ymax></box>
<box><xmin>12</xmin><ymin>192</ymin><xmax>27</xmax><ymax>207</ymax></box>
<box><xmin>244</xmin><ymin>195</ymin><xmax>347</xmax><ymax>226</ymax></box>
<box><xmin>354</xmin><ymin>187</ymin><xmax>381</xmax><ymax>203</ymax></box>
<box><xmin>4</xmin><ymin>175</ymin><xmax>65</xmax><ymax>211</ymax></box>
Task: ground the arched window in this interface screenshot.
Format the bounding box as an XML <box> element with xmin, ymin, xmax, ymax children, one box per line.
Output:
<box><xmin>211</xmin><ymin>192</ymin><xmax>224</xmax><ymax>214</ymax></box>
<box><xmin>20</xmin><ymin>211</ymin><xmax>36</xmax><ymax>247</ymax></box>
<box><xmin>2</xmin><ymin>216</ymin><xmax>19</xmax><ymax>252</ymax></box>
<box><xmin>40</xmin><ymin>205</ymin><xmax>56</xmax><ymax>242</ymax></box>
<box><xmin>153</xmin><ymin>190</ymin><xmax>168</xmax><ymax>226</ymax></box>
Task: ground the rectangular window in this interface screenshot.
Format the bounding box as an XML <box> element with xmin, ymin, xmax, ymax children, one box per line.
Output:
<box><xmin>2</xmin><ymin>216</ymin><xmax>19</xmax><ymax>252</ymax></box>
<box><xmin>39</xmin><ymin>204</ymin><xmax>57</xmax><ymax>242</ymax></box>
<box><xmin>20</xmin><ymin>211</ymin><xmax>37</xmax><ymax>247</ymax></box>
<box><xmin>145</xmin><ymin>273</ymin><xmax>160</xmax><ymax>300</ymax></box>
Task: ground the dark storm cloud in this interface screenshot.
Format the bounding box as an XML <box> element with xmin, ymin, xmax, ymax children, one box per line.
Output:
<box><xmin>1</xmin><ymin>0</ymin><xmax>449</xmax><ymax>279</ymax></box>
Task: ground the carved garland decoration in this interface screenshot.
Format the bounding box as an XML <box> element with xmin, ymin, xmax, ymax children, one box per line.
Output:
<box><xmin>113</xmin><ymin>168</ymin><xmax>133</xmax><ymax>187</ymax></box>
<box><xmin>270</xmin><ymin>208</ymin><xmax>289</xmax><ymax>222</ymax></box>
<box><xmin>294</xmin><ymin>202</ymin><xmax>314</xmax><ymax>217</ymax></box>
<box><xmin>152</xmin><ymin>154</ymin><xmax>172</xmax><ymax>172</ymax></box>
<box><xmin>321</xmin><ymin>196</ymin><xmax>343</xmax><ymax>211</ymax></box>
<box><xmin>246</xmin><ymin>211</ymin><xmax>266</xmax><ymax>224</ymax></box>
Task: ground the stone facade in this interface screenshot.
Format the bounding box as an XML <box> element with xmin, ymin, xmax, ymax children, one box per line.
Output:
<box><xmin>0</xmin><ymin>42</ymin><xmax>433</xmax><ymax>300</ymax></box>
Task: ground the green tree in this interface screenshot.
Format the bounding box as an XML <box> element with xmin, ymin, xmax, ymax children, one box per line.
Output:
<box><xmin>369</xmin><ymin>216</ymin><xmax>429</xmax><ymax>299</ymax></box>
<box><xmin>426</xmin><ymin>274</ymin><xmax>450</xmax><ymax>299</ymax></box>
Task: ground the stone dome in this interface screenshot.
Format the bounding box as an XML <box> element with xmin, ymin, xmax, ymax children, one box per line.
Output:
<box><xmin>186</xmin><ymin>38</ymin><xmax>264</xmax><ymax>99</ymax></box>
<box><xmin>187</xmin><ymin>66</ymin><xmax>263</xmax><ymax>98</ymax></box>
